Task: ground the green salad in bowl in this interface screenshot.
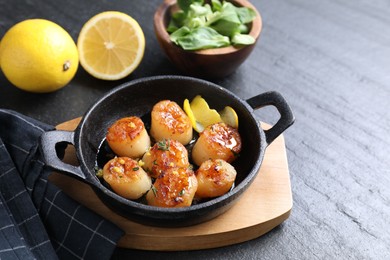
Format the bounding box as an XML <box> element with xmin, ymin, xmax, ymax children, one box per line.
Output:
<box><xmin>167</xmin><ymin>0</ymin><xmax>257</xmax><ymax>50</ymax></box>
<box><xmin>154</xmin><ymin>0</ymin><xmax>262</xmax><ymax>78</ymax></box>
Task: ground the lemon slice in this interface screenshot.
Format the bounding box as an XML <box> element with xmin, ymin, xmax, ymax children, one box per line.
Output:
<box><xmin>219</xmin><ymin>106</ymin><xmax>239</xmax><ymax>128</ymax></box>
<box><xmin>183</xmin><ymin>99</ymin><xmax>198</xmax><ymax>130</ymax></box>
<box><xmin>183</xmin><ymin>95</ymin><xmax>222</xmax><ymax>132</ymax></box>
<box><xmin>77</xmin><ymin>11</ymin><xmax>145</xmax><ymax>80</ymax></box>
<box><xmin>183</xmin><ymin>98</ymin><xmax>204</xmax><ymax>132</ymax></box>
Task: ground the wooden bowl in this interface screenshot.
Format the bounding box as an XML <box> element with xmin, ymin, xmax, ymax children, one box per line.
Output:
<box><xmin>154</xmin><ymin>0</ymin><xmax>262</xmax><ymax>79</ymax></box>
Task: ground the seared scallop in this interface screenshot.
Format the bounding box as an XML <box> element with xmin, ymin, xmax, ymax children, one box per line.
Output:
<box><xmin>102</xmin><ymin>157</ymin><xmax>152</xmax><ymax>200</ymax></box>
<box><xmin>106</xmin><ymin>116</ymin><xmax>150</xmax><ymax>159</ymax></box>
<box><xmin>150</xmin><ymin>100</ymin><xmax>193</xmax><ymax>145</ymax></box>
<box><xmin>141</xmin><ymin>139</ymin><xmax>190</xmax><ymax>178</ymax></box>
<box><xmin>195</xmin><ymin>159</ymin><xmax>237</xmax><ymax>198</ymax></box>
<box><xmin>191</xmin><ymin>122</ymin><xmax>242</xmax><ymax>166</ymax></box>
<box><xmin>146</xmin><ymin>167</ymin><xmax>198</xmax><ymax>208</ymax></box>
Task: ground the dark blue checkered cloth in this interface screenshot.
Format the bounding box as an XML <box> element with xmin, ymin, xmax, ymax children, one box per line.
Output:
<box><xmin>0</xmin><ymin>109</ymin><xmax>124</xmax><ymax>260</ymax></box>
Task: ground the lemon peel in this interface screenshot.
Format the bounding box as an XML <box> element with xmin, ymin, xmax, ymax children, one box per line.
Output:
<box><xmin>183</xmin><ymin>95</ymin><xmax>222</xmax><ymax>133</ymax></box>
<box><xmin>184</xmin><ymin>99</ymin><xmax>204</xmax><ymax>132</ymax></box>
<box><xmin>183</xmin><ymin>95</ymin><xmax>239</xmax><ymax>132</ymax></box>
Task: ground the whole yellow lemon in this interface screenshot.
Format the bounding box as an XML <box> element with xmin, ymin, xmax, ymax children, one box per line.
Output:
<box><xmin>0</xmin><ymin>19</ymin><xmax>79</xmax><ymax>93</ymax></box>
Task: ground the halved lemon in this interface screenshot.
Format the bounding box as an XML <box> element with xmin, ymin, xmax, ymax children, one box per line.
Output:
<box><xmin>77</xmin><ymin>11</ymin><xmax>145</xmax><ymax>80</ymax></box>
<box><xmin>219</xmin><ymin>106</ymin><xmax>239</xmax><ymax>128</ymax></box>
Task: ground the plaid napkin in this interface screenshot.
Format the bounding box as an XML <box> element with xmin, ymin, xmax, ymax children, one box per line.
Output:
<box><xmin>0</xmin><ymin>109</ymin><xmax>124</xmax><ymax>260</ymax></box>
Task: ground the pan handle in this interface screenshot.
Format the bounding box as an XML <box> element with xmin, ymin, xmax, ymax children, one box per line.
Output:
<box><xmin>39</xmin><ymin>130</ymin><xmax>89</xmax><ymax>182</ymax></box>
<box><xmin>246</xmin><ymin>91</ymin><xmax>295</xmax><ymax>145</ymax></box>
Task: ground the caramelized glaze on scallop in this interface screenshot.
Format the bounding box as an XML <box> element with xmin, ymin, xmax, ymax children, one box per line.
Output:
<box><xmin>195</xmin><ymin>159</ymin><xmax>237</xmax><ymax>198</ymax></box>
<box><xmin>106</xmin><ymin>116</ymin><xmax>150</xmax><ymax>158</ymax></box>
<box><xmin>103</xmin><ymin>157</ymin><xmax>152</xmax><ymax>200</ymax></box>
<box><xmin>146</xmin><ymin>167</ymin><xmax>198</xmax><ymax>208</ymax></box>
<box><xmin>150</xmin><ymin>100</ymin><xmax>193</xmax><ymax>145</ymax></box>
<box><xmin>191</xmin><ymin>122</ymin><xmax>242</xmax><ymax>166</ymax></box>
<box><xmin>141</xmin><ymin>139</ymin><xmax>190</xmax><ymax>178</ymax></box>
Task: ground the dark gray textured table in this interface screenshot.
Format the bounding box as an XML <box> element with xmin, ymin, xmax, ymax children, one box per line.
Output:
<box><xmin>1</xmin><ymin>0</ymin><xmax>389</xmax><ymax>259</ymax></box>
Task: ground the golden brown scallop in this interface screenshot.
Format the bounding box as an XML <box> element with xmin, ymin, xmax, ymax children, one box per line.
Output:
<box><xmin>106</xmin><ymin>116</ymin><xmax>150</xmax><ymax>159</ymax></box>
<box><xmin>191</xmin><ymin>122</ymin><xmax>242</xmax><ymax>166</ymax></box>
<box><xmin>146</xmin><ymin>167</ymin><xmax>198</xmax><ymax>208</ymax></box>
<box><xmin>102</xmin><ymin>157</ymin><xmax>152</xmax><ymax>200</ymax></box>
<box><xmin>141</xmin><ymin>139</ymin><xmax>190</xmax><ymax>178</ymax></box>
<box><xmin>150</xmin><ymin>100</ymin><xmax>193</xmax><ymax>145</ymax></box>
<box><xmin>195</xmin><ymin>159</ymin><xmax>237</xmax><ymax>198</ymax></box>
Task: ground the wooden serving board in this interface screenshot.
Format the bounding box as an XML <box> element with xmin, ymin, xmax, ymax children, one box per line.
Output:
<box><xmin>49</xmin><ymin>118</ymin><xmax>292</xmax><ymax>251</ymax></box>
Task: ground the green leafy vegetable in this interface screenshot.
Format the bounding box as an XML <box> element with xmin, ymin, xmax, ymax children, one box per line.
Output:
<box><xmin>178</xmin><ymin>0</ymin><xmax>204</xmax><ymax>12</ymax></box>
<box><xmin>168</xmin><ymin>0</ymin><xmax>257</xmax><ymax>50</ymax></box>
<box><xmin>211</xmin><ymin>0</ymin><xmax>222</xmax><ymax>11</ymax></box>
<box><xmin>231</xmin><ymin>33</ymin><xmax>255</xmax><ymax>45</ymax></box>
<box><xmin>210</xmin><ymin>2</ymin><xmax>241</xmax><ymax>37</ymax></box>
<box><xmin>236</xmin><ymin>6</ymin><xmax>257</xmax><ymax>23</ymax></box>
<box><xmin>171</xmin><ymin>26</ymin><xmax>230</xmax><ymax>50</ymax></box>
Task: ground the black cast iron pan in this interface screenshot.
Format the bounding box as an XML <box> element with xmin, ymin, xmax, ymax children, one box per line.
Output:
<box><xmin>40</xmin><ymin>75</ymin><xmax>294</xmax><ymax>227</ymax></box>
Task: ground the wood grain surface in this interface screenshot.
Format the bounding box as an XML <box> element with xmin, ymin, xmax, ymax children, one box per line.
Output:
<box><xmin>1</xmin><ymin>0</ymin><xmax>389</xmax><ymax>259</ymax></box>
<box><xmin>51</xmin><ymin>118</ymin><xmax>292</xmax><ymax>251</ymax></box>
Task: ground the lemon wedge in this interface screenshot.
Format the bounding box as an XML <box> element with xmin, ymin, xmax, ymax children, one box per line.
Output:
<box><xmin>77</xmin><ymin>11</ymin><xmax>145</xmax><ymax>80</ymax></box>
<box><xmin>219</xmin><ymin>106</ymin><xmax>239</xmax><ymax>128</ymax></box>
